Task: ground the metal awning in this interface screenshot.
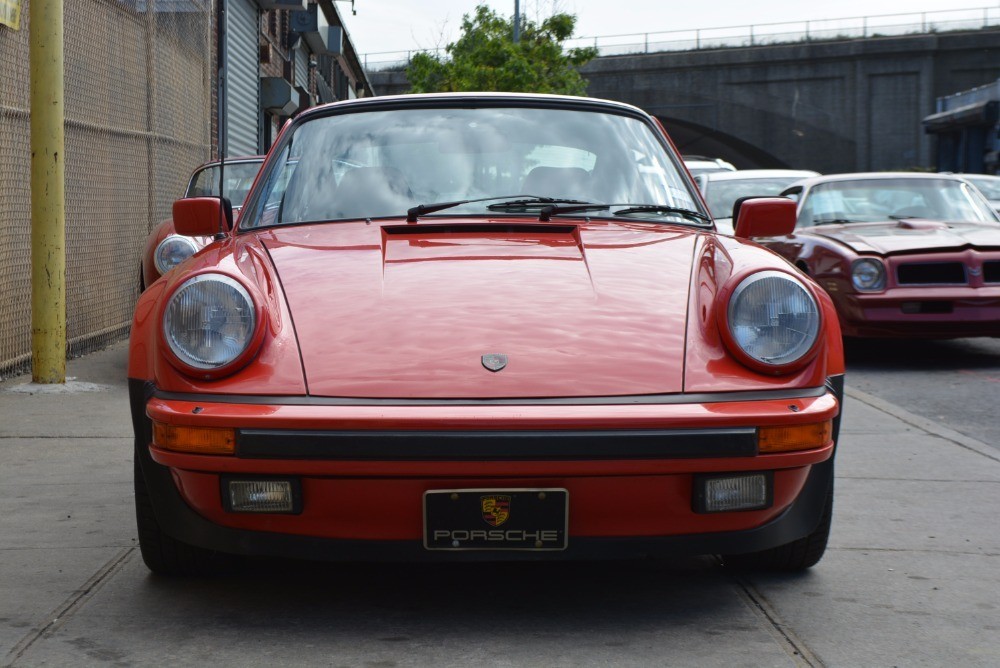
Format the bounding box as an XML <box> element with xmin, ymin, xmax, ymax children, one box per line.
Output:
<box><xmin>923</xmin><ymin>100</ymin><xmax>999</xmax><ymax>133</ymax></box>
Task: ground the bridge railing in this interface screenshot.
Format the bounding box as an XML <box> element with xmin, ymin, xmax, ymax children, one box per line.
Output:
<box><xmin>362</xmin><ymin>5</ymin><xmax>1000</xmax><ymax>71</ymax></box>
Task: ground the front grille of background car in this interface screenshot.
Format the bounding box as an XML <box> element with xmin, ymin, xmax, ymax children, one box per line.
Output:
<box><xmin>985</xmin><ymin>261</ymin><xmax>1000</xmax><ymax>284</ymax></box>
<box><xmin>896</xmin><ymin>262</ymin><xmax>967</xmax><ymax>285</ymax></box>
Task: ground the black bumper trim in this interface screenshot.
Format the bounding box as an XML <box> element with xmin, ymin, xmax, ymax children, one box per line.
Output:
<box><xmin>236</xmin><ymin>428</ymin><xmax>758</xmax><ymax>460</ymax></box>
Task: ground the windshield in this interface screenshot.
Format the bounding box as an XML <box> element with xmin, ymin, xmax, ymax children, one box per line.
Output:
<box><xmin>241</xmin><ymin>105</ymin><xmax>701</xmax><ymax>228</ymax></box>
<box><xmin>704</xmin><ymin>177</ymin><xmax>804</xmax><ymax>219</ymax></box>
<box><xmin>186</xmin><ymin>161</ymin><xmax>262</xmax><ymax>207</ymax></box>
<box><xmin>797</xmin><ymin>178</ymin><xmax>1000</xmax><ymax>226</ymax></box>
<box><xmin>966</xmin><ymin>176</ymin><xmax>1000</xmax><ymax>200</ymax></box>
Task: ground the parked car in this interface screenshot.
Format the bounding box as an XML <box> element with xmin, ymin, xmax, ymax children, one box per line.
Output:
<box><xmin>763</xmin><ymin>172</ymin><xmax>1000</xmax><ymax>338</ymax></box>
<box><xmin>140</xmin><ymin>156</ymin><xmax>264</xmax><ymax>290</ymax></box>
<box><xmin>695</xmin><ymin>169</ymin><xmax>820</xmax><ymax>234</ymax></box>
<box><xmin>959</xmin><ymin>173</ymin><xmax>1000</xmax><ymax>213</ymax></box>
<box><xmin>683</xmin><ymin>155</ymin><xmax>737</xmax><ymax>176</ymax></box>
<box><xmin>129</xmin><ymin>93</ymin><xmax>844</xmax><ymax>576</ymax></box>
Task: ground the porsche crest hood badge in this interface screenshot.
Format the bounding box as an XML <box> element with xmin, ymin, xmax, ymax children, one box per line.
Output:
<box><xmin>481</xmin><ymin>353</ymin><xmax>508</xmax><ymax>372</ymax></box>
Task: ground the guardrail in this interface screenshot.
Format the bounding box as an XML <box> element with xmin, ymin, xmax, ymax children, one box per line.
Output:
<box><xmin>362</xmin><ymin>5</ymin><xmax>1000</xmax><ymax>71</ymax></box>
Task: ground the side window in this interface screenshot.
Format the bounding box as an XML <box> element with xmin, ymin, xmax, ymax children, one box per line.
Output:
<box><xmin>781</xmin><ymin>186</ymin><xmax>802</xmax><ymax>203</ymax></box>
<box><xmin>187</xmin><ymin>168</ymin><xmax>217</xmax><ymax>198</ymax></box>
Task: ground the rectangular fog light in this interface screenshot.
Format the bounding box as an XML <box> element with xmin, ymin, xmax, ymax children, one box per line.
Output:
<box><xmin>694</xmin><ymin>472</ymin><xmax>772</xmax><ymax>513</ymax></box>
<box><xmin>224</xmin><ymin>478</ymin><xmax>300</xmax><ymax>514</ymax></box>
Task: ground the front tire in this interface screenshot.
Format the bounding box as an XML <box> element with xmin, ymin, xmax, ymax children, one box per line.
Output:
<box><xmin>722</xmin><ymin>482</ymin><xmax>833</xmax><ymax>572</ymax></box>
<box><xmin>134</xmin><ymin>450</ymin><xmax>235</xmax><ymax>576</ymax></box>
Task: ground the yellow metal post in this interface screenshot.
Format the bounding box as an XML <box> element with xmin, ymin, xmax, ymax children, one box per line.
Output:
<box><xmin>30</xmin><ymin>0</ymin><xmax>66</xmax><ymax>383</ymax></box>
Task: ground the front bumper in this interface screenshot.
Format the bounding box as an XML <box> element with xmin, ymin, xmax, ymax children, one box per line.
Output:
<box><xmin>131</xmin><ymin>378</ymin><xmax>843</xmax><ymax>562</ymax></box>
<box><xmin>840</xmin><ymin>286</ymin><xmax>1000</xmax><ymax>337</ymax></box>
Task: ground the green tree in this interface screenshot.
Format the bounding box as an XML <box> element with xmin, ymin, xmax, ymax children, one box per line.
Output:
<box><xmin>407</xmin><ymin>5</ymin><xmax>598</xmax><ymax>95</ymax></box>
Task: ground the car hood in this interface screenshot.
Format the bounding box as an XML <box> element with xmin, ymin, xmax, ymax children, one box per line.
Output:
<box><xmin>809</xmin><ymin>220</ymin><xmax>1000</xmax><ymax>255</ymax></box>
<box><xmin>259</xmin><ymin>219</ymin><xmax>698</xmax><ymax>398</ymax></box>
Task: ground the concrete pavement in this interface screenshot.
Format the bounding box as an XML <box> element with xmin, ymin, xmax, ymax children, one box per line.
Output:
<box><xmin>0</xmin><ymin>342</ymin><xmax>998</xmax><ymax>666</ymax></box>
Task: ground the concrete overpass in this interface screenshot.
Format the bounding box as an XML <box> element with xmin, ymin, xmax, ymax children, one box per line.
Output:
<box><xmin>370</xmin><ymin>29</ymin><xmax>1000</xmax><ymax>173</ymax></box>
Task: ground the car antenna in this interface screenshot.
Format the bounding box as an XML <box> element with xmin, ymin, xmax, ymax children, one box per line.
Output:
<box><xmin>215</xmin><ymin>0</ymin><xmax>228</xmax><ymax>241</ymax></box>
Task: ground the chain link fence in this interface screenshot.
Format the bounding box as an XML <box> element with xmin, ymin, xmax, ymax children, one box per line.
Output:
<box><xmin>0</xmin><ymin>0</ymin><xmax>212</xmax><ymax>378</ymax></box>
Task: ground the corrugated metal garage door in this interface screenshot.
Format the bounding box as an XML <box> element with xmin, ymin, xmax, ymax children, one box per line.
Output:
<box><xmin>225</xmin><ymin>0</ymin><xmax>260</xmax><ymax>157</ymax></box>
<box><xmin>295</xmin><ymin>43</ymin><xmax>309</xmax><ymax>91</ymax></box>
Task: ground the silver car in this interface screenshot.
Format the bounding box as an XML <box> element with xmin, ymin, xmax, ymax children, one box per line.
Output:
<box><xmin>695</xmin><ymin>169</ymin><xmax>820</xmax><ymax>234</ymax></box>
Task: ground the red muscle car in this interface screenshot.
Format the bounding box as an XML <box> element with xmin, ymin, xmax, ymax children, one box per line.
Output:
<box><xmin>770</xmin><ymin>172</ymin><xmax>1000</xmax><ymax>338</ymax></box>
<box><xmin>128</xmin><ymin>93</ymin><xmax>844</xmax><ymax>575</ymax></box>
<box><xmin>140</xmin><ymin>156</ymin><xmax>264</xmax><ymax>290</ymax></box>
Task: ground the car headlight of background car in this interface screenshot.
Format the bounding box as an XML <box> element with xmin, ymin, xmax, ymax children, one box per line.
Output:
<box><xmin>154</xmin><ymin>234</ymin><xmax>200</xmax><ymax>275</ymax></box>
<box><xmin>162</xmin><ymin>273</ymin><xmax>262</xmax><ymax>377</ymax></box>
<box><xmin>850</xmin><ymin>258</ymin><xmax>886</xmax><ymax>292</ymax></box>
<box><xmin>721</xmin><ymin>270</ymin><xmax>821</xmax><ymax>373</ymax></box>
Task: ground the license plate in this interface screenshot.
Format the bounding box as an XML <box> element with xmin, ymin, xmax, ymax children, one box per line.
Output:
<box><xmin>423</xmin><ymin>488</ymin><xmax>568</xmax><ymax>551</ymax></box>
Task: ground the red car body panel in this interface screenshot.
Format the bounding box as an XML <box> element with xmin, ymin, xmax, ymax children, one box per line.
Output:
<box><xmin>264</xmin><ymin>221</ymin><xmax>692</xmax><ymax>398</ymax></box>
<box><xmin>128</xmin><ymin>94</ymin><xmax>845</xmax><ymax>566</ymax></box>
<box><xmin>128</xmin><ymin>217</ymin><xmax>841</xmax><ymax>546</ymax></box>
<box><xmin>768</xmin><ymin>174</ymin><xmax>1000</xmax><ymax>338</ymax></box>
<box><xmin>129</xmin><ymin>224</ymin><xmax>843</xmax><ymax>394</ymax></box>
<box><xmin>143</xmin><ymin>389</ymin><xmax>836</xmax><ymax>541</ymax></box>
<box><xmin>766</xmin><ymin>225</ymin><xmax>1000</xmax><ymax>337</ymax></box>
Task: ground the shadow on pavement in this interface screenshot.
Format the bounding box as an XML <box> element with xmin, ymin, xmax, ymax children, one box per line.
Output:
<box><xmin>844</xmin><ymin>337</ymin><xmax>1000</xmax><ymax>371</ymax></box>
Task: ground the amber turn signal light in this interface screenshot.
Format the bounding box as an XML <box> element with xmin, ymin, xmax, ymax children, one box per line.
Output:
<box><xmin>152</xmin><ymin>421</ymin><xmax>236</xmax><ymax>455</ymax></box>
<box><xmin>758</xmin><ymin>421</ymin><xmax>832</xmax><ymax>453</ymax></box>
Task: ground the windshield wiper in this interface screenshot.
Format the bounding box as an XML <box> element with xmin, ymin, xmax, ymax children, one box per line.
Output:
<box><xmin>610</xmin><ymin>205</ymin><xmax>711</xmax><ymax>223</ymax></box>
<box><xmin>814</xmin><ymin>218</ymin><xmax>854</xmax><ymax>225</ymax></box>
<box><xmin>539</xmin><ymin>203</ymin><xmax>611</xmax><ymax>221</ymax></box>
<box><xmin>486</xmin><ymin>197</ymin><xmax>594</xmax><ymax>211</ymax></box>
<box><xmin>407</xmin><ymin>195</ymin><xmax>594</xmax><ymax>222</ymax></box>
<box><xmin>408</xmin><ymin>196</ymin><xmax>711</xmax><ymax>225</ymax></box>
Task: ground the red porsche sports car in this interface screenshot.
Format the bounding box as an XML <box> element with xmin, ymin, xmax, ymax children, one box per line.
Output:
<box><xmin>140</xmin><ymin>156</ymin><xmax>264</xmax><ymax>290</ymax></box>
<box><xmin>129</xmin><ymin>93</ymin><xmax>844</xmax><ymax>575</ymax></box>
<box><xmin>771</xmin><ymin>172</ymin><xmax>1000</xmax><ymax>338</ymax></box>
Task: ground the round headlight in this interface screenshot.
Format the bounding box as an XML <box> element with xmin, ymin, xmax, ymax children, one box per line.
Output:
<box><xmin>163</xmin><ymin>274</ymin><xmax>258</xmax><ymax>372</ymax></box>
<box><xmin>851</xmin><ymin>258</ymin><xmax>886</xmax><ymax>291</ymax></box>
<box><xmin>154</xmin><ymin>235</ymin><xmax>199</xmax><ymax>275</ymax></box>
<box><xmin>726</xmin><ymin>271</ymin><xmax>821</xmax><ymax>370</ymax></box>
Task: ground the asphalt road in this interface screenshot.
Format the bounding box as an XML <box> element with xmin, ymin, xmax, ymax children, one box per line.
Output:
<box><xmin>845</xmin><ymin>336</ymin><xmax>1000</xmax><ymax>450</ymax></box>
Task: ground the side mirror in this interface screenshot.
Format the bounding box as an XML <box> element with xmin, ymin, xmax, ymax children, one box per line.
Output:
<box><xmin>733</xmin><ymin>197</ymin><xmax>797</xmax><ymax>239</ymax></box>
<box><xmin>173</xmin><ymin>197</ymin><xmax>233</xmax><ymax>237</ymax></box>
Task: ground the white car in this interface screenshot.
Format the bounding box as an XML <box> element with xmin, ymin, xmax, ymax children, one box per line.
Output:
<box><xmin>682</xmin><ymin>155</ymin><xmax>736</xmax><ymax>177</ymax></box>
<box><xmin>959</xmin><ymin>174</ymin><xmax>1000</xmax><ymax>213</ymax></box>
<box><xmin>696</xmin><ymin>169</ymin><xmax>820</xmax><ymax>234</ymax></box>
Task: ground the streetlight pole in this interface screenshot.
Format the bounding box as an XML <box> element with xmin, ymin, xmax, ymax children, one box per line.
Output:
<box><xmin>30</xmin><ymin>0</ymin><xmax>66</xmax><ymax>384</ymax></box>
<box><xmin>513</xmin><ymin>0</ymin><xmax>520</xmax><ymax>43</ymax></box>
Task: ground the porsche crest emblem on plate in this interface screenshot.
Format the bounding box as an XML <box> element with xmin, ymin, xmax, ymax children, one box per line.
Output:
<box><xmin>481</xmin><ymin>495</ymin><xmax>511</xmax><ymax>527</ymax></box>
<box><xmin>481</xmin><ymin>353</ymin><xmax>508</xmax><ymax>372</ymax></box>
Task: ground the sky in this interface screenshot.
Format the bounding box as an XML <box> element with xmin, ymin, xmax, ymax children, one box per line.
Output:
<box><xmin>337</xmin><ymin>0</ymin><xmax>993</xmax><ymax>63</ymax></box>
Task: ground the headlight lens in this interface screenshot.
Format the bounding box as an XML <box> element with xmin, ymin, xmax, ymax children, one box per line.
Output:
<box><xmin>727</xmin><ymin>271</ymin><xmax>820</xmax><ymax>368</ymax></box>
<box><xmin>154</xmin><ymin>234</ymin><xmax>199</xmax><ymax>275</ymax></box>
<box><xmin>163</xmin><ymin>274</ymin><xmax>257</xmax><ymax>371</ymax></box>
<box><xmin>851</xmin><ymin>258</ymin><xmax>886</xmax><ymax>291</ymax></box>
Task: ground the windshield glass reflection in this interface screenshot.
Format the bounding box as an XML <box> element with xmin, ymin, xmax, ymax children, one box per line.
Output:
<box><xmin>242</xmin><ymin>106</ymin><xmax>700</xmax><ymax>228</ymax></box>
<box><xmin>797</xmin><ymin>178</ymin><xmax>1000</xmax><ymax>226</ymax></box>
